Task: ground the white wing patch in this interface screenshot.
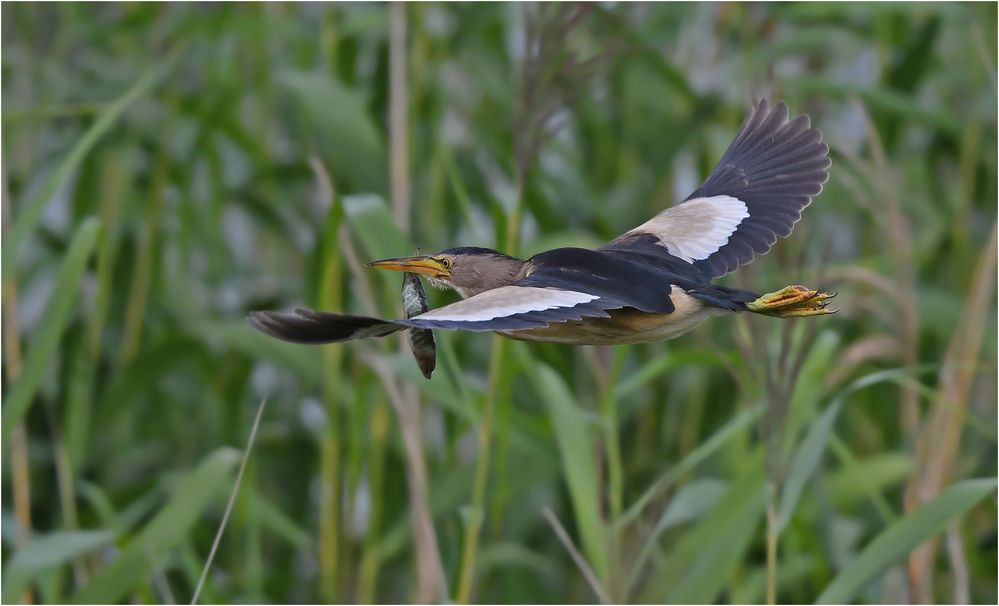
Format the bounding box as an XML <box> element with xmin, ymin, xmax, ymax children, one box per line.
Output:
<box><xmin>416</xmin><ymin>286</ymin><xmax>599</xmax><ymax>322</ymax></box>
<box><xmin>624</xmin><ymin>195</ymin><xmax>748</xmax><ymax>262</ymax></box>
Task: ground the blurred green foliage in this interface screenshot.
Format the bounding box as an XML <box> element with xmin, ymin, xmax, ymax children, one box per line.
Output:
<box><xmin>2</xmin><ymin>3</ymin><xmax>996</xmax><ymax>604</ymax></box>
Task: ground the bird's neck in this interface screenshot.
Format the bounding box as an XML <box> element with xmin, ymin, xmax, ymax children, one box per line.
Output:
<box><xmin>455</xmin><ymin>254</ymin><xmax>527</xmax><ymax>298</ymax></box>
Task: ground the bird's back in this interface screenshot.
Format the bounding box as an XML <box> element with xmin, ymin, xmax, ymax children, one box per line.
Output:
<box><xmin>522</xmin><ymin>247</ymin><xmax>684</xmax><ymax>314</ymax></box>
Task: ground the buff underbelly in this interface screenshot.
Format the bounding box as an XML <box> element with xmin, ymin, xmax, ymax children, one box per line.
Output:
<box><xmin>498</xmin><ymin>289</ymin><xmax>731</xmax><ymax>346</ymax></box>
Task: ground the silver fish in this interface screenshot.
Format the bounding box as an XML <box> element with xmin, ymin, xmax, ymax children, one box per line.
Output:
<box><xmin>402</xmin><ymin>272</ymin><xmax>436</xmax><ymax>379</ymax></box>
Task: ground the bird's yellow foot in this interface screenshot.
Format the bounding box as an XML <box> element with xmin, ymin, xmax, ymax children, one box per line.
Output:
<box><xmin>746</xmin><ymin>285</ymin><xmax>836</xmax><ymax>318</ymax></box>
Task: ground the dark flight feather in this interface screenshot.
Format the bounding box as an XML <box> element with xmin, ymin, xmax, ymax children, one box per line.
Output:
<box><xmin>601</xmin><ymin>99</ymin><xmax>830</xmax><ymax>281</ymax></box>
<box><xmin>685</xmin><ymin>99</ymin><xmax>830</xmax><ymax>278</ymax></box>
<box><xmin>247</xmin><ymin>309</ymin><xmax>402</xmax><ymax>344</ymax></box>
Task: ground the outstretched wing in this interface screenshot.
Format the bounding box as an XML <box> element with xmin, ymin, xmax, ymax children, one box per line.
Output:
<box><xmin>401</xmin><ymin>285</ymin><xmax>623</xmax><ymax>331</ymax></box>
<box><xmin>602</xmin><ymin>99</ymin><xmax>830</xmax><ymax>280</ymax></box>
<box><xmin>248</xmin><ymin>284</ymin><xmax>624</xmax><ymax>343</ymax></box>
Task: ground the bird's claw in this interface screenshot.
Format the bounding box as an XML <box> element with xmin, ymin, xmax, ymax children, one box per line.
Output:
<box><xmin>747</xmin><ymin>285</ymin><xmax>837</xmax><ymax>318</ymax></box>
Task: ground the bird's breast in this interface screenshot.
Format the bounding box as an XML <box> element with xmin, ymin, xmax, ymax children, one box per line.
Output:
<box><xmin>499</xmin><ymin>288</ymin><xmax>730</xmax><ymax>345</ymax></box>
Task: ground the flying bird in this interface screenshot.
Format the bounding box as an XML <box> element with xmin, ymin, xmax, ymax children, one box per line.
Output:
<box><xmin>249</xmin><ymin>100</ymin><xmax>833</xmax><ymax>349</ymax></box>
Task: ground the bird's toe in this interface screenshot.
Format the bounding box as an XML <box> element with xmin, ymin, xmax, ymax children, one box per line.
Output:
<box><xmin>747</xmin><ymin>285</ymin><xmax>837</xmax><ymax>318</ymax></box>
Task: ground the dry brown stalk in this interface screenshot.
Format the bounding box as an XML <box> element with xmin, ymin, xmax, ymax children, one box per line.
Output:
<box><xmin>904</xmin><ymin>222</ymin><xmax>996</xmax><ymax>601</ymax></box>
<box><xmin>2</xmin><ymin>159</ymin><xmax>34</xmax><ymax>605</ymax></box>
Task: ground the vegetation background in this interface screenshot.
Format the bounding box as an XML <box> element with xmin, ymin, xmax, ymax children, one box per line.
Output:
<box><xmin>2</xmin><ymin>2</ymin><xmax>996</xmax><ymax>604</ymax></box>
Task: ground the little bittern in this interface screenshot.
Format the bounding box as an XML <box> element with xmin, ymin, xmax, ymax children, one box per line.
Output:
<box><xmin>250</xmin><ymin>100</ymin><xmax>833</xmax><ymax>348</ymax></box>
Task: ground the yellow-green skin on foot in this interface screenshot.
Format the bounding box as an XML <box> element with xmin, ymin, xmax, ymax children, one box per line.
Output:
<box><xmin>747</xmin><ymin>285</ymin><xmax>836</xmax><ymax>318</ymax></box>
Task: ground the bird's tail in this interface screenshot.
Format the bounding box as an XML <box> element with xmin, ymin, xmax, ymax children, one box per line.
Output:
<box><xmin>687</xmin><ymin>283</ymin><xmax>835</xmax><ymax>317</ymax></box>
<box><xmin>248</xmin><ymin>308</ymin><xmax>404</xmax><ymax>344</ymax></box>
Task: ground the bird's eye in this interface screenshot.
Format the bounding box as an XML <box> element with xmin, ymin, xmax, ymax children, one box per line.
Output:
<box><xmin>440</xmin><ymin>257</ymin><xmax>453</xmax><ymax>269</ymax></box>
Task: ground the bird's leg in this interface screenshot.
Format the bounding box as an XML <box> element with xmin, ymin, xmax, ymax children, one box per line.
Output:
<box><xmin>746</xmin><ymin>285</ymin><xmax>836</xmax><ymax>318</ymax></box>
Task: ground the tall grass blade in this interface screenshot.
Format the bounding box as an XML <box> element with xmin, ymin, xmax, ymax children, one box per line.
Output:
<box><xmin>666</xmin><ymin>489</ymin><xmax>763</xmax><ymax>604</ymax></box>
<box><xmin>777</xmin><ymin>366</ymin><xmax>930</xmax><ymax>533</ymax></box>
<box><xmin>71</xmin><ymin>448</ymin><xmax>241</xmax><ymax>604</ymax></box>
<box><xmin>613</xmin><ymin>350</ymin><xmax>730</xmax><ymax>400</ymax></box>
<box><xmin>279</xmin><ymin>71</ymin><xmax>386</xmax><ymax>194</ymax></box>
<box><xmin>777</xmin><ymin>399</ymin><xmax>843</xmax><ymax>532</ymax></box>
<box><xmin>3</xmin><ymin>530</ymin><xmax>116</xmax><ymax>603</ymax></box>
<box><xmin>528</xmin><ymin>362</ymin><xmax>608</xmax><ymax>583</ymax></box>
<box><xmin>625</xmin><ymin>478</ymin><xmax>727</xmax><ymax>596</ymax></box>
<box><xmin>618</xmin><ymin>405</ymin><xmax>763</xmax><ymax>529</ymax></box>
<box><xmin>196</xmin><ymin>321</ymin><xmax>322</xmax><ymax>385</ymax></box>
<box><xmin>905</xmin><ymin>222</ymin><xmax>997</xmax><ymax>597</ymax></box>
<box><xmin>783</xmin><ymin>330</ymin><xmax>841</xmax><ymax>454</ymax></box>
<box><xmin>191</xmin><ymin>398</ymin><xmax>267</xmax><ymax>604</ymax></box>
<box><xmin>2</xmin><ymin>218</ymin><xmax>101</xmax><ymax>442</ymax></box>
<box><xmin>2</xmin><ymin>51</ymin><xmax>180</xmax><ymax>279</ymax></box>
<box><xmin>542</xmin><ymin>507</ymin><xmax>610</xmax><ymax>604</ymax></box>
<box><xmin>828</xmin><ymin>453</ymin><xmax>912</xmax><ymax>510</ymax></box>
<box><xmin>342</xmin><ymin>194</ymin><xmax>413</xmax><ymax>260</ymax></box>
<box><xmin>638</xmin><ymin>458</ymin><xmax>765</xmax><ymax>603</ymax></box>
<box><xmin>816</xmin><ymin>478</ymin><xmax>997</xmax><ymax>604</ymax></box>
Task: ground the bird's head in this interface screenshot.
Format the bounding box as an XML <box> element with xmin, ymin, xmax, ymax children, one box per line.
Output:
<box><xmin>367</xmin><ymin>247</ymin><xmax>524</xmax><ymax>298</ymax></box>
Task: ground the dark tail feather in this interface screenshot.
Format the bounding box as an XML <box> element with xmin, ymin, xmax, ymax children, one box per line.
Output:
<box><xmin>247</xmin><ymin>308</ymin><xmax>404</xmax><ymax>344</ymax></box>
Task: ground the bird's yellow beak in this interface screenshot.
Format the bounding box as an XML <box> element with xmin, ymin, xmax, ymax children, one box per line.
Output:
<box><xmin>367</xmin><ymin>255</ymin><xmax>450</xmax><ymax>278</ymax></box>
